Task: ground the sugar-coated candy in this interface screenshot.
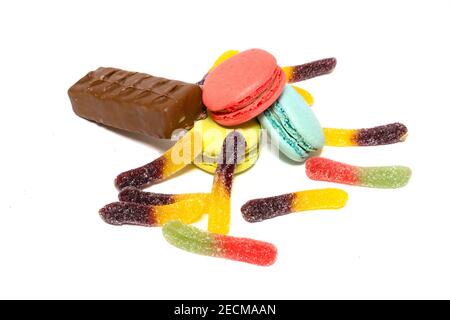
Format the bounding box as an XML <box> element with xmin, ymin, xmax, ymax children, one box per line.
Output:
<box><xmin>241</xmin><ymin>188</ymin><xmax>348</xmax><ymax>223</ymax></box>
<box><xmin>306</xmin><ymin>157</ymin><xmax>412</xmax><ymax>188</ymax></box>
<box><xmin>115</xmin><ymin>129</ymin><xmax>201</xmax><ymax>190</ymax></box>
<box><xmin>208</xmin><ymin>131</ymin><xmax>246</xmax><ymax>235</ymax></box>
<box><xmin>99</xmin><ymin>197</ymin><xmax>207</xmax><ymax>227</ymax></box>
<box><xmin>283</xmin><ymin>58</ymin><xmax>337</xmax><ymax>83</ymax></box>
<box><xmin>118</xmin><ymin>186</ymin><xmax>208</xmax><ymax>206</ymax></box>
<box><xmin>87</xmin><ymin>49</ymin><xmax>411</xmax><ymax>267</ymax></box>
<box><xmin>323</xmin><ymin>123</ymin><xmax>408</xmax><ymax>147</ymax></box>
<box><xmin>162</xmin><ymin>221</ymin><xmax>277</xmax><ymax>266</ymax></box>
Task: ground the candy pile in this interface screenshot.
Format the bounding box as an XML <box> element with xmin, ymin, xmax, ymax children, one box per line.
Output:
<box><xmin>69</xmin><ymin>49</ymin><xmax>411</xmax><ymax>266</ymax></box>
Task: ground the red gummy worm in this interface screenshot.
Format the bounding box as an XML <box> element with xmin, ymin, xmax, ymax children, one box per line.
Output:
<box><xmin>214</xmin><ymin>234</ymin><xmax>278</xmax><ymax>266</ymax></box>
<box><xmin>305</xmin><ymin>157</ymin><xmax>359</xmax><ymax>185</ymax></box>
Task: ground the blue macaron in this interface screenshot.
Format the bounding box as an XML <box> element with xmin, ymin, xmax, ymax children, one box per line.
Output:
<box><xmin>258</xmin><ymin>85</ymin><xmax>324</xmax><ymax>162</ymax></box>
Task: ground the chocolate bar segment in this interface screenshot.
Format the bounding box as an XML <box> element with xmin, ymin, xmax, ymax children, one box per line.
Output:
<box><xmin>68</xmin><ymin>67</ymin><xmax>204</xmax><ymax>139</ymax></box>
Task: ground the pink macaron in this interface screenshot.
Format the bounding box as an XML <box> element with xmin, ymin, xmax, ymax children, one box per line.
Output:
<box><xmin>202</xmin><ymin>49</ymin><xmax>285</xmax><ymax>126</ymax></box>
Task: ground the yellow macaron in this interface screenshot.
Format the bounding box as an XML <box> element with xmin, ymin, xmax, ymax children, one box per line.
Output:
<box><xmin>193</xmin><ymin>116</ymin><xmax>261</xmax><ymax>174</ymax></box>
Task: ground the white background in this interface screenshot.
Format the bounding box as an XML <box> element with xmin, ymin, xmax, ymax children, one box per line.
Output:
<box><xmin>1</xmin><ymin>0</ymin><xmax>449</xmax><ymax>299</ymax></box>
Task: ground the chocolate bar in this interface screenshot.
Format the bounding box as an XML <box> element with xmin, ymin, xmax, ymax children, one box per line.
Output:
<box><xmin>68</xmin><ymin>67</ymin><xmax>205</xmax><ymax>139</ymax></box>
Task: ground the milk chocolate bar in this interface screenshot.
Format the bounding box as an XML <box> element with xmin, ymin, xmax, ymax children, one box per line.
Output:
<box><xmin>68</xmin><ymin>67</ymin><xmax>205</xmax><ymax>139</ymax></box>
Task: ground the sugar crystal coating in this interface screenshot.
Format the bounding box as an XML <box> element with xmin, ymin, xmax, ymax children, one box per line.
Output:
<box><xmin>118</xmin><ymin>186</ymin><xmax>209</xmax><ymax>206</ymax></box>
<box><xmin>356</xmin><ymin>122</ymin><xmax>407</xmax><ymax>146</ymax></box>
<box><xmin>215</xmin><ymin>131</ymin><xmax>246</xmax><ymax>192</ymax></box>
<box><xmin>119</xmin><ymin>187</ymin><xmax>175</xmax><ymax>205</ymax></box>
<box><xmin>99</xmin><ymin>202</ymin><xmax>154</xmax><ymax>226</ymax></box>
<box><xmin>306</xmin><ymin>157</ymin><xmax>411</xmax><ymax>188</ymax></box>
<box><xmin>241</xmin><ymin>193</ymin><xmax>294</xmax><ymax>222</ymax></box>
<box><xmin>241</xmin><ymin>189</ymin><xmax>347</xmax><ymax>223</ymax></box>
<box><xmin>99</xmin><ymin>197</ymin><xmax>207</xmax><ymax>227</ymax></box>
<box><xmin>163</xmin><ymin>220</ymin><xmax>216</xmax><ymax>256</ymax></box>
<box><xmin>115</xmin><ymin>129</ymin><xmax>200</xmax><ymax>190</ymax></box>
<box><xmin>323</xmin><ymin>123</ymin><xmax>408</xmax><ymax>147</ymax></box>
<box><xmin>214</xmin><ymin>234</ymin><xmax>277</xmax><ymax>266</ymax></box>
<box><xmin>283</xmin><ymin>58</ymin><xmax>337</xmax><ymax>83</ymax></box>
<box><xmin>292</xmin><ymin>188</ymin><xmax>348</xmax><ymax>211</ymax></box>
<box><xmin>162</xmin><ymin>221</ymin><xmax>277</xmax><ymax>266</ymax></box>
<box><xmin>115</xmin><ymin>157</ymin><xmax>165</xmax><ymax>190</ymax></box>
<box><xmin>155</xmin><ymin>197</ymin><xmax>207</xmax><ymax>225</ymax></box>
<box><xmin>358</xmin><ymin>165</ymin><xmax>412</xmax><ymax>188</ymax></box>
<box><xmin>208</xmin><ymin>132</ymin><xmax>246</xmax><ymax>234</ymax></box>
<box><xmin>306</xmin><ymin>157</ymin><xmax>359</xmax><ymax>185</ymax></box>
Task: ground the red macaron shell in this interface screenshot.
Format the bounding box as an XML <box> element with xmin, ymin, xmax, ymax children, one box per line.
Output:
<box><xmin>210</xmin><ymin>68</ymin><xmax>285</xmax><ymax>126</ymax></box>
<box><xmin>203</xmin><ymin>49</ymin><xmax>286</xmax><ymax>126</ymax></box>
